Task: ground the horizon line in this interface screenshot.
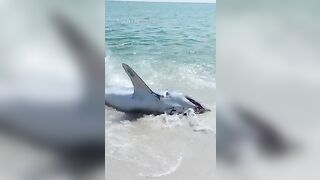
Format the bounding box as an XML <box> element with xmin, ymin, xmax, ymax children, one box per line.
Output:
<box><xmin>106</xmin><ymin>0</ymin><xmax>216</xmax><ymax>4</ymax></box>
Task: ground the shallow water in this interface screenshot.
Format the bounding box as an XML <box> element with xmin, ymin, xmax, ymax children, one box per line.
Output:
<box><xmin>105</xmin><ymin>1</ymin><xmax>216</xmax><ymax>178</ymax></box>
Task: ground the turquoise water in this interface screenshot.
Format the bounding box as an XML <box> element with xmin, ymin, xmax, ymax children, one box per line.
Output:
<box><xmin>105</xmin><ymin>1</ymin><xmax>216</xmax><ymax>104</ymax></box>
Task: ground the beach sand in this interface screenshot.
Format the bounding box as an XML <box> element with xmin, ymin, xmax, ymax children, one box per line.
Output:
<box><xmin>106</xmin><ymin>107</ymin><xmax>216</xmax><ymax>180</ymax></box>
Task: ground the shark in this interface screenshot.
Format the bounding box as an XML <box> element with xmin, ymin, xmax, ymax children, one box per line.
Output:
<box><xmin>105</xmin><ymin>63</ymin><xmax>210</xmax><ymax>115</ymax></box>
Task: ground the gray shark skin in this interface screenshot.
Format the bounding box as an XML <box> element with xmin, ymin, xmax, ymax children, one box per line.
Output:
<box><xmin>105</xmin><ymin>63</ymin><xmax>210</xmax><ymax>115</ymax></box>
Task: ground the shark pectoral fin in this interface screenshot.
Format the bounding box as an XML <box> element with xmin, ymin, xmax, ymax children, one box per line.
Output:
<box><xmin>122</xmin><ymin>63</ymin><xmax>161</xmax><ymax>100</ymax></box>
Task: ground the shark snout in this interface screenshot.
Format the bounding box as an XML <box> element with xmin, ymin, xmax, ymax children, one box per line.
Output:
<box><xmin>185</xmin><ymin>96</ymin><xmax>210</xmax><ymax>114</ymax></box>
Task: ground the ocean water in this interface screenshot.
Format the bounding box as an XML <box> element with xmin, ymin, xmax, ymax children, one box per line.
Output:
<box><xmin>105</xmin><ymin>1</ymin><xmax>216</xmax><ymax>178</ymax></box>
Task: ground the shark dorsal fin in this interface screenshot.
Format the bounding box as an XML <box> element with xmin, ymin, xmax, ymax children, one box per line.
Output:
<box><xmin>122</xmin><ymin>63</ymin><xmax>160</xmax><ymax>100</ymax></box>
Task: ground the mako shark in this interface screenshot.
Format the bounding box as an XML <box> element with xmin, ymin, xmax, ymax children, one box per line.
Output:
<box><xmin>105</xmin><ymin>63</ymin><xmax>210</xmax><ymax>115</ymax></box>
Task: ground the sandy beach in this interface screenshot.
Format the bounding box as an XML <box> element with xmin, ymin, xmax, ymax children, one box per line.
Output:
<box><xmin>106</xmin><ymin>107</ymin><xmax>216</xmax><ymax>179</ymax></box>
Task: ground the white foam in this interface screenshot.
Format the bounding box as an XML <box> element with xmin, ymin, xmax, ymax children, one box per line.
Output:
<box><xmin>138</xmin><ymin>150</ymin><xmax>184</xmax><ymax>178</ymax></box>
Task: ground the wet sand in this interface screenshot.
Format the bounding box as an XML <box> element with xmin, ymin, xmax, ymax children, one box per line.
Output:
<box><xmin>106</xmin><ymin>107</ymin><xmax>216</xmax><ymax>180</ymax></box>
